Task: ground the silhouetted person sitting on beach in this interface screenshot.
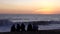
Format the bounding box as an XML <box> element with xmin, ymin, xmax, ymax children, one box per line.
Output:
<box><xmin>20</xmin><ymin>23</ymin><xmax>25</xmax><ymax>31</ymax></box>
<box><xmin>10</xmin><ymin>24</ymin><xmax>16</xmax><ymax>32</ymax></box>
<box><xmin>16</xmin><ymin>24</ymin><xmax>20</xmax><ymax>32</ymax></box>
<box><xmin>33</xmin><ymin>25</ymin><xmax>38</xmax><ymax>31</ymax></box>
<box><xmin>27</xmin><ymin>24</ymin><xmax>33</xmax><ymax>31</ymax></box>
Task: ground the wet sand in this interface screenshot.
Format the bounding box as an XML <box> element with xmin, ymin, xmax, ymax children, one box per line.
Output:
<box><xmin>0</xmin><ymin>29</ymin><xmax>60</xmax><ymax>34</ymax></box>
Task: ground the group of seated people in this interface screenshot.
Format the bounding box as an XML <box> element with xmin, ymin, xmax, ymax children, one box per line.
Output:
<box><xmin>10</xmin><ymin>23</ymin><xmax>38</xmax><ymax>32</ymax></box>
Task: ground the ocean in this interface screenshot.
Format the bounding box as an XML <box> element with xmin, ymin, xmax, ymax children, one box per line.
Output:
<box><xmin>0</xmin><ymin>14</ymin><xmax>60</xmax><ymax>32</ymax></box>
<box><xmin>0</xmin><ymin>14</ymin><xmax>60</xmax><ymax>22</ymax></box>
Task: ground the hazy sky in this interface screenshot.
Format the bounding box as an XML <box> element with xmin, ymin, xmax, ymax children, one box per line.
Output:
<box><xmin>0</xmin><ymin>0</ymin><xmax>60</xmax><ymax>14</ymax></box>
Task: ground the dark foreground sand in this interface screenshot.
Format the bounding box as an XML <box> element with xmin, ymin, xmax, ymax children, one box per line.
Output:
<box><xmin>0</xmin><ymin>29</ymin><xmax>60</xmax><ymax>34</ymax></box>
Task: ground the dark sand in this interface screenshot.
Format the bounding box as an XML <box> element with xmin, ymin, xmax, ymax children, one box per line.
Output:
<box><xmin>0</xmin><ymin>29</ymin><xmax>60</xmax><ymax>34</ymax></box>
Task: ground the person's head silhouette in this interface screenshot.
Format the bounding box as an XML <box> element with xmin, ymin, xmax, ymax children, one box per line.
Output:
<box><xmin>16</xmin><ymin>24</ymin><xmax>20</xmax><ymax>32</ymax></box>
<box><xmin>20</xmin><ymin>23</ymin><xmax>25</xmax><ymax>31</ymax></box>
<box><xmin>27</xmin><ymin>24</ymin><xmax>33</xmax><ymax>31</ymax></box>
<box><xmin>33</xmin><ymin>25</ymin><xmax>38</xmax><ymax>31</ymax></box>
<box><xmin>10</xmin><ymin>24</ymin><xmax>16</xmax><ymax>32</ymax></box>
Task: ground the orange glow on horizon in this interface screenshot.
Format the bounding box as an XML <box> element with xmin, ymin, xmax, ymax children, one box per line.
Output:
<box><xmin>34</xmin><ymin>0</ymin><xmax>55</xmax><ymax>14</ymax></box>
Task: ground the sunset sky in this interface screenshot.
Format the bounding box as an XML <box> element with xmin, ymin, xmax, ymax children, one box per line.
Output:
<box><xmin>0</xmin><ymin>0</ymin><xmax>60</xmax><ymax>14</ymax></box>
